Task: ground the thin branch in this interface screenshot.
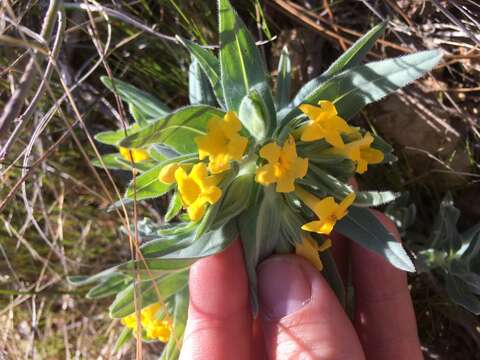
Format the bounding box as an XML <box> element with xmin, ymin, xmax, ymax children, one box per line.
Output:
<box><xmin>63</xmin><ymin>2</ymin><xmax>276</xmax><ymax>49</ymax></box>
<box><xmin>431</xmin><ymin>0</ymin><xmax>480</xmax><ymax>46</ymax></box>
<box><xmin>0</xmin><ymin>6</ymin><xmax>65</xmax><ymax>160</ymax></box>
<box><xmin>0</xmin><ymin>0</ymin><xmax>60</xmax><ymax>143</ymax></box>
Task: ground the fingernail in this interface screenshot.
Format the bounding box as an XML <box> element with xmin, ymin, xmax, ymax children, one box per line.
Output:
<box><xmin>257</xmin><ymin>257</ymin><xmax>311</xmax><ymax>319</ymax></box>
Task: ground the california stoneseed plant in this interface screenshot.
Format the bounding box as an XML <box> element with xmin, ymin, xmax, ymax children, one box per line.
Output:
<box><xmin>69</xmin><ymin>0</ymin><xmax>443</xmax><ymax>357</ymax></box>
<box><xmin>412</xmin><ymin>194</ymin><xmax>480</xmax><ymax>315</ymax></box>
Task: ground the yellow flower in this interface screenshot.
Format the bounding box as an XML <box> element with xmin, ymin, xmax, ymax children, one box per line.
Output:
<box><xmin>175</xmin><ymin>163</ymin><xmax>222</xmax><ymax>221</ymax></box>
<box><xmin>296</xmin><ymin>187</ymin><xmax>356</xmax><ymax>235</ymax></box>
<box><xmin>338</xmin><ymin>132</ymin><xmax>384</xmax><ymax>174</ymax></box>
<box><xmin>295</xmin><ymin>236</ymin><xmax>332</xmax><ymax>271</ymax></box>
<box><xmin>299</xmin><ymin>100</ymin><xmax>352</xmax><ymax>148</ymax></box>
<box><xmin>158</xmin><ymin>163</ymin><xmax>180</xmax><ymax>184</ymax></box>
<box><xmin>121</xmin><ymin>303</ymin><xmax>172</xmax><ymax>343</ymax></box>
<box><xmin>119</xmin><ymin>146</ymin><xmax>150</xmax><ymax>163</ymax></box>
<box><xmin>255</xmin><ymin>135</ymin><xmax>308</xmax><ymax>193</ymax></box>
<box><xmin>194</xmin><ymin>112</ymin><xmax>248</xmax><ymax>174</ymax></box>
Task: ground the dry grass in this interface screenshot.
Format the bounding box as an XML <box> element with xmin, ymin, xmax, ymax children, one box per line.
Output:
<box><xmin>0</xmin><ymin>1</ymin><xmax>479</xmax><ymax>359</ymax></box>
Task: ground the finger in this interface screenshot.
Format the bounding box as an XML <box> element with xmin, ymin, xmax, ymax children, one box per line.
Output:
<box><xmin>179</xmin><ymin>240</ymin><xmax>253</xmax><ymax>360</ymax></box>
<box><xmin>258</xmin><ymin>255</ymin><xmax>365</xmax><ymax>360</ymax></box>
<box><xmin>351</xmin><ymin>211</ymin><xmax>422</xmax><ymax>360</ymax></box>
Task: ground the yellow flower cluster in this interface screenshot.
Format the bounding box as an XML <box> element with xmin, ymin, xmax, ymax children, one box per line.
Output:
<box><xmin>121</xmin><ymin>303</ymin><xmax>172</xmax><ymax>343</ymax></box>
<box><xmin>158</xmin><ymin>112</ymin><xmax>248</xmax><ymax>222</ymax></box>
<box><xmin>253</xmin><ymin>100</ymin><xmax>380</xmax><ymax>270</ymax></box>
<box><xmin>152</xmin><ymin>102</ymin><xmax>383</xmax><ymax>271</ymax></box>
<box><xmin>299</xmin><ymin>100</ymin><xmax>383</xmax><ymax>174</ymax></box>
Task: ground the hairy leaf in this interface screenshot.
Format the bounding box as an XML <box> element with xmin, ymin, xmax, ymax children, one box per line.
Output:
<box><xmin>219</xmin><ymin>0</ymin><xmax>273</xmax><ymax>115</ymax></box>
<box><xmin>336</xmin><ymin>207</ymin><xmax>415</xmax><ymax>272</ymax></box>
<box><xmin>101</xmin><ymin>76</ymin><xmax>170</xmax><ymax>119</ymax></box>
<box><xmin>120</xmin><ymin>105</ymin><xmax>223</xmax><ymax>153</ymax></box>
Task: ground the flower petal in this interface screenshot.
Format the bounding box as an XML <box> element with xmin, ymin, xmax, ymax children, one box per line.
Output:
<box><xmin>323</xmin><ymin>128</ymin><xmax>345</xmax><ymax>148</ymax></box>
<box><xmin>318</xmin><ymin>100</ymin><xmax>337</xmax><ymax>117</ymax></box>
<box><xmin>301</xmin><ymin>123</ymin><xmax>324</xmax><ymax>142</ymax></box>
<box><xmin>158</xmin><ymin>163</ymin><xmax>179</xmax><ymax>184</ymax></box>
<box><xmin>276</xmin><ymin>175</ymin><xmax>295</xmax><ymax>193</ymax></box>
<box><xmin>255</xmin><ymin>164</ymin><xmax>277</xmax><ymax>185</ymax></box>
<box><xmin>259</xmin><ymin>142</ymin><xmax>281</xmax><ymax>163</ymax></box>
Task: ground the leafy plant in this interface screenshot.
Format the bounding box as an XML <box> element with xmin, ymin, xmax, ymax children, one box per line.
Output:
<box><xmin>69</xmin><ymin>0</ymin><xmax>442</xmax><ymax>357</ymax></box>
<box><xmin>415</xmin><ymin>194</ymin><xmax>480</xmax><ymax>315</ymax></box>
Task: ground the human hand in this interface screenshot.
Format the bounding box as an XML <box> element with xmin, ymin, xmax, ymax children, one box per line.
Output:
<box><xmin>179</xmin><ymin>211</ymin><xmax>422</xmax><ymax>360</ymax></box>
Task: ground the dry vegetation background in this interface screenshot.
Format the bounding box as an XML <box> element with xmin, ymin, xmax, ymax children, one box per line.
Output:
<box><xmin>0</xmin><ymin>0</ymin><xmax>479</xmax><ymax>359</ymax></box>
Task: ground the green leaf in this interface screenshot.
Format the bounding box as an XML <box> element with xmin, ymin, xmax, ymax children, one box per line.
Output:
<box><xmin>320</xmin><ymin>250</ymin><xmax>345</xmax><ymax>307</ymax></box>
<box><xmin>133</xmin><ymin>218</ymin><xmax>196</xmax><ymax>240</ymax></box>
<box><xmin>165</xmin><ymin>192</ymin><xmax>183</xmax><ymax>222</ymax></box>
<box><xmin>91</xmin><ymin>153</ymin><xmax>131</xmax><ymax>171</ymax></box>
<box><xmin>306</xmin><ymin>164</ymin><xmax>397</xmax><ymax>206</ymax></box>
<box><xmin>120</xmin><ymin>105</ymin><xmax>224</xmax><ymax>154</ymax></box>
<box><xmin>325</xmin><ymin>22</ymin><xmax>387</xmax><ymax>75</ymax></box>
<box><xmin>239</xmin><ymin>86</ymin><xmax>275</xmax><ymax>140</ymax></box>
<box><xmin>431</xmin><ymin>193</ymin><xmax>462</xmax><ymax>252</ymax></box>
<box><xmin>160</xmin><ymin>288</ymin><xmax>189</xmax><ymax>360</ymax></box>
<box><xmin>292</xmin><ymin>22</ymin><xmax>386</xmax><ymax>106</ymax></box>
<box><xmin>460</xmin><ymin>223</ymin><xmax>480</xmax><ymax>262</ymax></box>
<box><xmin>219</xmin><ymin>0</ymin><xmax>273</xmax><ymax>114</ymax></box>
<box><xmin>457</xmin><ymin>272</ymin><xmax>480</xmax><ymax>295</ymax></box>
<box><xmin>117</xmin><ymin>259</ymin><xmax>194</xmax><ymax>280</ymax></box>
<box><xmin>284</xmin><ymin>50</ymin><xmax>443</xmax><ymax>125</ymax></box>
<box><xmin>446</xmin><ymin>275</ymin><xmax>480</xmax><ymax>315</ymax></box>
<box><xmin>101</xmin><ymin>76</ymin><xmax>170</xmax><ymax>119</ymax></box>
<box><xmin>211</xmin><ymin>174</ymin><xmax>254</xmax><ymax>230</ymax></box>
<box><xmin>87</xmin><ymin>274</ymin><xmax>131</xmax><ymax>299</ymax></box>
<box><xmin>384</xmin><ymin>193</ymin><xmax>417</xmax><ymax>237</ymax></box>
<box><xmin>276</xmin><ymin>46</ymin><xmax>292</xmax><ymax>110</ymax></box>
<box><xmin>141</xmin><ymin>221</ymin><xmax>238</xmax><ymax>261</ymax></box>
<box><xmin>140</xmin><ymin>233</ymin><xmax>194</xmax><ymax>259</ymax></box>
<box><xmin>113</xmin><ymin>327</ymin><xmax>134</xmax><ymax>353</ymax></box>
<box><xmin>189</xmin><ymin>56</ymin><xmax>217</xmax><ymax>106</ymax></box>
<box><xmin>176</xmin><ymin>36</ymin><xmax>225</xmax><ymax>108</ymax></box>
<box><xmin>90</xmin><ymin>156</ymin><xmax>155</xmax><ymax>174</ymax></box>
<box><xmin>94</xmin><ymin>124</ymin><xmax>140</xmax><ymax>146</ymax></box>
<box><xmin>124</xmin><ymin>162</ymin><xmax>173</xmax><ymax>201</ymax></box>
<box><xmin>119</xmin><ymin>223</ymin><xmax>239</xmax><ymax>278</ymax></box>
<box><xmin>354</xmin><ymin>191</ymin><xmax>400</xmax><ymax>207</ymax></box>
<box><xmin>238</xmin><ymin>186</ymin><xmax>281</xmax><ymax>315</ymax></box>
<box><xmin>335</xmin><ymin>207</ymin><xmax>415</xmax><ymax>272</ymax></box>
<box><xmin>109</xmin><ymin>270</ymin><xmax>189</xmax><ymax>318</ymax></box>
<box><xmin>67</xmin><ymin>267</ymin><xmax>119</xmax><ymax>287</ymax></box>
<box><xmin>194</xmin><ymin>165</ymin><xmax>239</xmax><ymax>239</ymax></box>
<box><xmin>278</xmin><ymin>203</ymin><xmax>304</xmax><ymax>246</ymax></box>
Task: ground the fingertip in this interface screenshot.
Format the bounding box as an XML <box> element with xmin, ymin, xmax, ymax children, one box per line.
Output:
<box><xmin>189</xmin><ymin>239</ymin><xmax>249</xmax><ymax>317</ymax></box>
<box><xmin>180</xmin><ymin>240</ymin><xmax>253</xmax><ymax>360</ymax></box>
<box><xmin>258</xmin><ymin>255</ymin><xmax>364</xmax><ymax>359</ymax></box>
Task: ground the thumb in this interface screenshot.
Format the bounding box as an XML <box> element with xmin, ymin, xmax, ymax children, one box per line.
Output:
<box><xmin>258</xmin><ymin>255</ymin><xmax>365</xmax><ymax>360</ymax></box>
